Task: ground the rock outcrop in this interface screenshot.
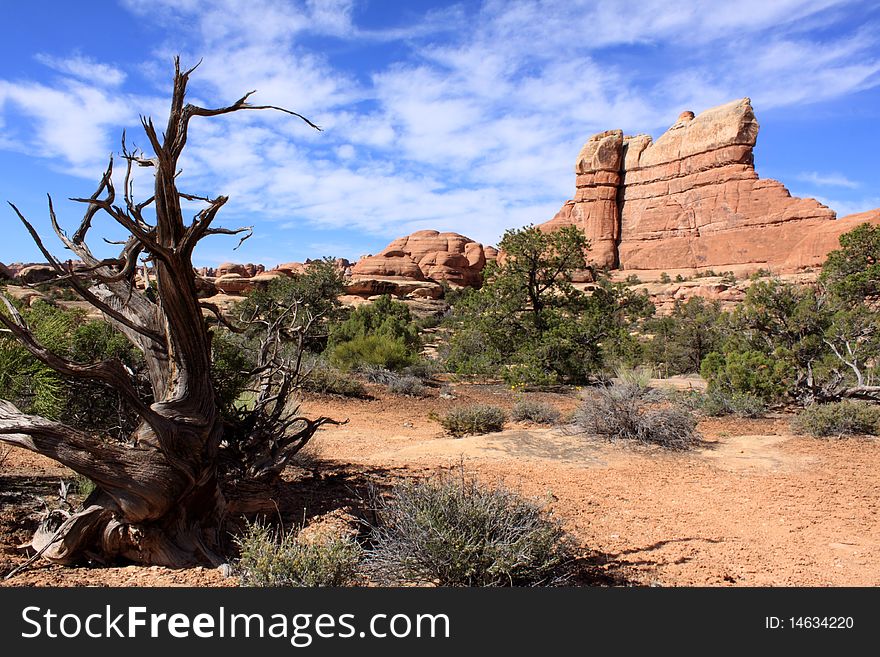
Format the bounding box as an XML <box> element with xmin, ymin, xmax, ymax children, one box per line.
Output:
<box><xmin>216</xmin><ymin>262</ymin><xmax>264</xmax><ymax>278</ymax></box>
<box><xmin>348</xmin><ymin>230</ymin><xmax>490</xmax><ymax>298</ymax></box>
<box><xmin>608</xmin><ymin>270</ymin><xmax>822</xmax><ymax>316</ymax></box>
<box><xmin>352</xmin><ymin>230</ymin><xmax>487</xmax><ymax>287</ymax></box>
<box><xmin>17</xmin><ymin>264</ymin><xmax>58</xmax><ymax>284</ymax></box>
<box><xmin>0</xmin><ymin>262</ymin><xmax>11</xmax><ymax>280</ymax></box>
<box><xmin>782</xmin><ymin>209</ymin><xmax>880</xmax><ymax>271</ymax></box>
<box><xmin>543</xmin><ymin>129</ymin><xmax>624</xmax><ymax>268</ymax></box>
<box><xmin>200</xmin><ymin>259</ymin><xmax>350</xmax><ymax>296</ymax></box>
<box><xmin>542</xmin><ymin>98</ymin><xmax>858</xmax><ymax>273</ymax></box>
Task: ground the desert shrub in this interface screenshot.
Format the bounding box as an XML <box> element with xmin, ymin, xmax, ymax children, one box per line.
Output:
<box><xmin>438</xmin><ymin>404</ymin><xmax>506</xmax><ymax>436</ymax></box>
<box><xmin>644</xmin><ymin>298</ymin><xmax>724</xmax><ymax>376</ymax></box>
<box><xmin>331</xmin><ymin>295</ymin><xmax>419</xmax><ymax>346</ymax></box>
<box><xmin>572</xmin><ymin>382</ymin><xmax>700</xmax><ymax>450</ymax></box>
<box><xmin>356</xmin><ymin>364</ymin><xmax>398</xmax><ymax>384</ymax></box>
<box><xmin>0</xmin><ymin>300</ymin><xmax>146</xmax><ymax>439</ymax></box>
<box><xmin>790</xmin><ymin>401</ymin><xmax>880</xmax><ymax>437</ymax></box>
<box><xmin>211</xmin><ymin>330</ymin><xmax>255</xmax><ymax>412</ymax></box>
<box><xmin>659</xmin><ymin>272</ymin><xmax>671</xmax><ymax>284</ymax></box>
<box><xmin>698</xmin><ymin>390</ymin><xmax>729</xmax><ymax>417</ymax></box>
<box><xmin>360</xmin><ymin>360</ymin><xmax>438</xmax><ymax>385</ymax></box>
<box><xmin>725</xmin><ymin>392</ymin><xmax>766</xmax><ymax>418</ymax></box>
<box><xmin>502</xmin><ymin>357</ymin><xmax>560</xmax><ymax>388</ymax></box>
<box><xmin>367</xmin><ymin>472</ymin><xmax>573</xmax><ymax>586</ymax></box>
<box><xmin>511</xmin><ymin>399</ymin><xmax>561</xmax><ymax>425</ymax></box>
<box><xmin>698</xmin><ymin>389</ymin><xmax>766</xmax><ymax>418</ymax></box>
<box><xmin>442</xmin><ymin>326</ymin><xmax>505</xmax><ymax>379</ymax></box>
<box><xmin>660</xmin><ymin>388</ymin><xmax>705</xmax><ymax>412</ymax></box>
<box><xmin>326</xmin><ymin>295</ymin><xmax>421</xmax><ymax>372</ymax></box>
<box><xmin>73</xmin><ymin>475</ymin><xmax>96</xmax><ymax>499</ymax></box>
<box><xmin>388</xmin><ymin>375</ymin><xmax>427</xmax><ymax>397</ymax></box>
<box><xmin>329</xmin><ymin>334</ymin><xmax>417</xmax><ymax>372</ymax></box>
<box><xmin>700</xmin><ymin>350</ymin><xmax>790</xmax><ymax>404</ymax></box>
<box><xmin>615</xmin><ymin>365</ymin><xmax>653</xmax><ymax>388</ymax></box>
<box><xmin>235</xmin><ymin>521</ymin><xmax>362</xmax><ymax>587</ymax></box>
<box><xmin>443</xmin><ymin>225</ymin><xmax>654</xmax><ymax>386</ymax></box>
<box><xmin>401</xmin><ymin>358</ymin><xmax>442</xmax><ymax>381</ymax></box>
<box><xmin>237</xmin><ymin>258</ymin><xmax>346</xmax><ymax>355</ymax></box>
<box><xmin>302</xmin><ymin>363</ymin><xmax>368</xmax><ymax>398</ymax></box>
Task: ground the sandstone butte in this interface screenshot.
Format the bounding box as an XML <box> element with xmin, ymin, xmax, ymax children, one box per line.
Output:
<box><xmin>540</xmin><ymin>98</ymin><xmax>880</xmax><ymax>273</ymax></box>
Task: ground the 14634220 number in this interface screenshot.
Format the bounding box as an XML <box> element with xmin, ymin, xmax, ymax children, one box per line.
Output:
<box><xmin>789</xmin><ymin>617</ymin><xmax>854</xmax><ymax>629</ymax></box>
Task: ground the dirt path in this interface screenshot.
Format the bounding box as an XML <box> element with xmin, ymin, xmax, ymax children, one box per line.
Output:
<box><xmin>2</xmin><ymin>382</ymin><xmax>878</xmax><ymax>586</ymax></box>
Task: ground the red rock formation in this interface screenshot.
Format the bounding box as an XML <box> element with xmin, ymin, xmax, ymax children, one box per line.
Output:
<box><xmin>0</xmin><ymin>262</ymin><xmax>11</xmax><ymax>280</ymax></box>
<box><xmin>541</xmin><ymin>129</ymin><xmax>623</xmax><ymax>268</ymax></box>
<box><xmin>351</xmin><ymin>230</ymin><xmax>488</xmax><ymax>288</ymax></box>
<box><xmin>782</xmin><ymin>209</ymin><xmax>880</xmax><ymax>271</ymax></box>
<box><xmin>216</xmin><ymin>262</ymin><xmax>251</xmax><ymax>278</ymax></box>
<box><xmin>273</xmin><ymin>261</ymin><xmax>307</xmax><ymax>276</ymax></box>
<box><xmin>272</xmin><ymin>259</ymin><xmax>350</xmax><ymax>277</ymax></box>
<box><xmin>345</xmin><ymin>276</ymin><xmax>443</xmax><ymax>299</ymax></box>
<box><xmin>543</xmin><ymin>98</ymin><xmax>855</xmax><ymax>273</ymax></box>
<box><xmin>17</xmin><ymin>264</ymin><xmax>57</xmax><ymax>284</ymax></box>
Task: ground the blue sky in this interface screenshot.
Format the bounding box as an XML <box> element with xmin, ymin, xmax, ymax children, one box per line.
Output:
<box><xmin>0</xmin><ymin>0</ymin><xmax>878</xmax><ymax>268</ymax></box>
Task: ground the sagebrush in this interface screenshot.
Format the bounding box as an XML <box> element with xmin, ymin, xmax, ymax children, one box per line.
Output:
<box><xmin>367</xmin><ymin>472</ymin><xmax>573</xmax><ymax>586</ymax></box>
<box><xmin>790</xmin><ymin>401</ymin><xmax>880</xmax><ymax>437</ymax></box>
<box><xmin>511</xmin><ymin>399</ymin><xmax>561</xmax><ymax>424</ymax></box>
<box><xmin>438</xmin><ymin>404</ymin><xmax>506</xmax><ymax>436</ymax></box>
<box><xmin>235</xmin><ymin>521</ymin><xmax>362</xmax><ymax>587</ymax></box>
<box><xmin>699</xmin><ymin>390</ymin><xmax>766</xmax><ymax>418</ymax></box>
<box><xmin>572</xmin><ymin>382</ymin><xmax>701</xmax><ymax>450</ymax></box>
<box><xmin>302</xmin><ymin>363</ymin><xmax>368</xmax><ymax>398</ymax></box>
<box><xmin>388</xmin><ymin>375</ymin><xmax>427</xmax><ymax>397</ymax></box>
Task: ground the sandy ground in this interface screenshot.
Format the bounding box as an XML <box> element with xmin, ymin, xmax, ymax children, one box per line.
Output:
<box><xmin>1</xmin><ymin>380</ymin><xmax>878</xmax><ymax>586</ymax></box>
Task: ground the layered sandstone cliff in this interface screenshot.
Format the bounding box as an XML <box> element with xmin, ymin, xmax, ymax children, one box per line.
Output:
<box><xmin>542</xmin><ymin>98</ymin><xmax>864</xmax><ymax>273</ymax></box>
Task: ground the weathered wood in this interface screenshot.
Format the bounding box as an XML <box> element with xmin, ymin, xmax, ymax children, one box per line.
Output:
<box><xmin>0</xmin><ymin>57</ymin><xmax>322</xmax><ymax>567</ymax></box>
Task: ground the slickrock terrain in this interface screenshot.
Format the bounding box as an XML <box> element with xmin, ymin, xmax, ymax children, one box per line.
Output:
<box><xmin>543</xmin><ymin>98</ymin><xmax>880</xmax><ymax>273</ymax></box>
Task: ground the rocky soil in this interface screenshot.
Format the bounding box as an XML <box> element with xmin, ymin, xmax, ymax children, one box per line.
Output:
<box><xmin>1</xmin><ymin>380</ymin><xmax>877</xmax><ymax>587</ymax></box>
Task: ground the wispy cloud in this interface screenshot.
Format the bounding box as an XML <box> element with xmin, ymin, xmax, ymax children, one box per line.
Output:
<box><xmin>0</xmin><ymin>79</ymin><xmax>137</xmax><ymax>176</ymax></box>
<box><xmin>813</xmin><ymin>195</ymin><xmax>880</xmax><ymax>218</ymax></box>
<box><xmin>35</xmin><ymin>53</ymin><xmax>127</xmax><ymax>87</ymax></box>
<box><xmin>1</xmin><ymin>0</ymin><xmax>879</xmax><ymax>264</ymax></box>
<box><xmin>796</xmin><ymin>171</ymin><xmax>861</xmax><ymax>188</ymax></box>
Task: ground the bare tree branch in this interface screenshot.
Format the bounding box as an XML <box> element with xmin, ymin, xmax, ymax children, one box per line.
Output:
<box><xmin>9</xmin><ymin>202</ymin><xmax>166</xmax><ymax>344</ymax></box>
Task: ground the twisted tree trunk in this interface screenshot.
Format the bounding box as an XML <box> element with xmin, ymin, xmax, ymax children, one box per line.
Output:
<box><xmin>0</xmin><ymin>59</ymin><xmax>328</xmax><ymax>567</ymax></box>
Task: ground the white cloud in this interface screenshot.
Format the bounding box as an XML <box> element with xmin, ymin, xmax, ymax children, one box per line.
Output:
<box><xmin>35</xmin><ymin>53</ymin><xmax>127</xmax><ymax>87</ymax></box>
<box><xmin>796</xmin><ymin>171</ymin><xmax>860</xmax><ymax>189</ymax></box>
<box><xmin>0</xmin><ymin>79</ymin><xmax>137</xmax><ymax>176</ymax></box>
<box><xmin>813</xmin><ymin>195</ymin><xmax>880</xmax><ymax>218</ymax></box>
<box><xmin>2</xmin><ymin>0</ymin><xmax>879</xmax><ymax>263</ymax></box>
<box><xmin>118</xmin><ymin>0</ymin><xmax>880</xmax><ymax>250</ymax></box>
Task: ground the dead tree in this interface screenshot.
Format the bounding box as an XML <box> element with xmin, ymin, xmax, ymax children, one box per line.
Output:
<box><xmin>0</xmin><ymin>59</ymin><xmax>335</xmax><ymax>567</ymax></box>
